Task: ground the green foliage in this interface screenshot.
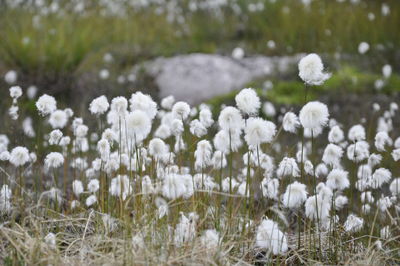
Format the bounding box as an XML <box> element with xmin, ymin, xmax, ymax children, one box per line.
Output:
<box><xmin>206</xmin><ymin>65</ymin><xmax>400</xmax><ymax>107</ymax></box>
<box><xmin>0</xmin><ymin>0</ymin><xmax>399</xmax><ymax>76</ymax></box>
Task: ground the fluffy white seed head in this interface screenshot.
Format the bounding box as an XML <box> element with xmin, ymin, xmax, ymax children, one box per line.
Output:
<box><xmin>256</xmin><ymin>219</ymin><xmax>288</xmax><ymax>255</ymax></box>
<box><xmin>348</xmin><ymin>124</ymin><xmax>366</xmax><ymax>142</ymax></box>
<box><xmin>326</xmin><ymin>169</ymin><xmax>349</xmax><ymax>191</ymax></box>
<box><xmin>9</xmin><ymin>146</ymin><xmax>30</xmax><ymax>167</ymax></box>
<box><xmin>49</xmin><ymin>110</ymin><xmax>68</xmax><ymax>129</ymax></box>
<box><xmin>298</xmin><ymin>53</ymin><xmax>331</xmax><ymax>85</ymax></box>
<box><xmin>89</xmin><ymin>95</ymin><xmax>109</xmax><ymax>115</ymax></box>
<box><xmin>72</xmin><ymin>180</ymin><xmax>84</xmax><ymax>197</ymax></box>
<box><xmin>282</xmin><ymin>181</ymin><xmax>307</xmax><ymax>209</ymax></box>
<box><xmin>44</xmin><ymin>152</ymin><xmax>64</xmax><ymax>169</ymax></box>
<box><xmin>282</xmin><ymin>112</ymin><xmax>300</xmax><ymax>133</ymax></box>
<box><xmin>130</xmin><ymin>92</ymin><xmax>157</xmax><ymax>120</ymax></box>
<box><xmin>172</xmin><ymin>101</ymin><xmax>191</xmax><ymax>120</ymax></box>
<box><xmin>244</xmin><ymin>117</ymin><xmax>276</xmax><ymax>147</ymax></box>
<box><xmin>235</xmin><ymin>88</ymin><xmax>261</xmax><ymax>115</ymax></box>
<box><xmin>299</xmin><ymin>101</ymin><xmax>329</xmax><ymax>130</ymax></box>
<box><xmin>218</xmin><ymin>106</ymin><xmax>244</xmax><ymax>133</ymax></box>
<box><xmin>36</xmin><ymin>94</ymin><xmax>57</xmax><ymax>116</ymax></box>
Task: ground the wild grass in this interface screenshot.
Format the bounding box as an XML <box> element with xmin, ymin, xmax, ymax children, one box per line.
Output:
<box><xmin>0</xmin><ymin>81</ymin><xmax>400</xmax><ymax>264</ymax></box>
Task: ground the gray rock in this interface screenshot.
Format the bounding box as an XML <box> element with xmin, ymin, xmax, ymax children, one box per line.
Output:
<box><xmin>133</xmin><ymin>53</ymin><xmax>302</xmax><ymax>104</ymax></box>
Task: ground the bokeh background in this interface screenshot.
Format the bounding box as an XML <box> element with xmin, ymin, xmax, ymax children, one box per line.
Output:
<box><xmin>0</xmin><ymin>0</ymin><xmax>399</xmax><ymax>113</ymax></box>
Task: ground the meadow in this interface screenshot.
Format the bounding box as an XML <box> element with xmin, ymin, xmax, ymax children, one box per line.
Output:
<box><xmin>0</xmin><ymin>0</ymin><xmax>400</xmax><ymax>265</ymax></box>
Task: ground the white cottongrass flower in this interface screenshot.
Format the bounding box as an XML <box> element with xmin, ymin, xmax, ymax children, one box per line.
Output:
<box><xmin>161</xmin><ymin>95</ymin><xmax>175</xmax><ymax>110</ymax></box>
<box><xmin>36</xmin><ymin>94</ymin><xmax>57</xmax><ymax>116</ymax></box>
<box><xmin>194</xmin><ymin>140</ymin><xmax>213</xmax><ymax>170</ymax></box>
<box><xmin>142</xmin><ymin>175</ymin><xmax>155</xmax><ymax>195</ymax></box>
<box><xmin>4</xmin><ymin>70</ymin><xmax>17</xmax><ymax>84</ymax></box>
<box><xmin>47</xmin><ymin>187</ymin><xmax>63</xmax><ymax>204</ymax></box>
<box><xmin>9</xmin><ymin>86</ymin><xmax>22</xmax><ymax>99</ymax></box>
<box><xmin>212</xmin><ymin>151</ymin><xmax>227</xmax><ymax>169</ymax></box>
<box><xmin>71</xmin><ymin>200</ymin><xmax>80</xmax><ymax>210</ymax></box>
<box><xmin>0</xmin><ymin>185</ymin><xmax>12</xmax><ymax>213</ymax></box>
<box><xmin>88</xmin><ymin>179</ymin><xmax>100</xmax><ymax>193</ymax></box>
<box><xmin>9</xmin><ymin>146</ymin><xmax>30</xmax><ymax>167</ymax></box>
<box><xmin>0</xmin><ymin>151</ymin><xmax>10</xmax><ymax>161</ymax></box>
<box><xmin>44</xmin><ymin>233</ymin><xmax>56</xmax><ymax>249</ymax></box>
<box><xmin>362</xmin><ymin>204</ymin><xmax>371</xmax><ymax>214</ymax></box>
<box><xmin>162</xmin><ymin>173</ymin><xmax>193</xmax><ymax>200</ymax></box>
<box><xmin>44</xmin><ymin>152</ymin><xmax>64</xmax><ymax>169</ymax></box>
<box><xmin>282</xmin><ymin>112</ymin><xmax>300</xmax><ymax>133</ymax></box>
<box><xmin>174</xmin><ymin>213</ymin><xmax>197</xmax><ymax>247</ymax></box>
<box><xmin>126</xmin><ymin>110</ymin><xmax>152</xmax><ymax>142</ymax></box>
<box><xmin>49</xmin><ymin>110</ymin><xmax>68</xmax><ymax>129</ymax></box>
<box><xmin>59</xmin><ymin>136</ymin><xmax>71</xmax><ymax>146</ymax></box>
<box><xmin>22</xmin><ymin>117</ymin><xmax>35</xmax><ymax>138</ymax></box>
<box><xmin>389</xmin><ymin>178</ymin><xmax>400</xmax><ymax>196</ymax></box>
<box><xmin>391</xmin><ymin>149</ymin><xmax>400</xmax><ymax>161</ymax></box>
<box><xmin>110</xmin><ymin>175</ymin><xmax>132</xmax><ymax>200</ymax></box>
<box><xmin>171</xmin><ymin>119</ymin><xmax>184</xmax><ymax>136</ymax></box>
<box><xmin>89</xmin><ymin>95</ymin><xmax>109</xmax><ymax>115</ymax></box>
<box><xmin>358</xmin><ymin>42</ymin><xmax>369</xmax><ymax>54</ymax></box>
<box><xmin>189</xmin><ymin>119</ymin><xmax>207</xmax><ymax>137</ymax></box>
<box><xmin>263</xmin><ymin>102</ymin><xmax>276</xmax><ymax>117</ymax></box>
<box><xmin>304</xmin><ymin>160</ymin><xmax>314</xmax><ymax>175</ymax></box>
<box><xmin>344</xmin><ymin>214</ymin><xmax>364</xmax><ymax>233</ymax></box>
<box><xmin>74</xmin><ymin>124</ymin><xmax>88</xmax><ymax>138</ymax></box>
<box><xmin>277</xmin><ymin>157</ymin><xmax>300</xmax><ymax>178</ymax></box>
<box><xmin>305</xmin><ymin>194</ymin><xmax>331</xmax><ymax>222</ymax></box>
<box><xmin>368</xmin><ymin>153</ymin><xmax>382</xmax><ymax>167</ymax></box>
<box><xmin>299</xmin><ymin>101</ymin><xmax>329</xmax><ymax>130</ymax></box>
<box><xmin>235</xmin><ymin>88</ymin><xmax>261</xmax><ymax>115</ymax></box>
<box><xmin>213</xmin><ymin>129</ymin><xmax>242</xmax><ymax>153</ymax></box>
<box><xmin>361</xmin><ymin>191</ymin><xmax>374</xmax><ymax>204</ymax></box>
<box><xmin>382</xmin><ymin>64</ymin><xmax>392</xmax><ymax>79</ymax></box>
<box><xmin>348</xmin><ymin>124</ymin><xmax>366</xmax><ymax>142</ymax></box>
<box><xmin>255</xmin><ymin>219</ymin><xmax>288</xmax><ymax>255</ymax></box>
<box><xmin>72</xmin><ymin>180</ymin><xmax>84</xmax><ymax>197</ymax></box>
<box><xmin>130</xmin><ymin>92</ymin><xmax>157</xmax><ymax>120</ymax></box>
<box><xmin>282</xmin><ymin>181</ymin><xmax>307</xmax><ymax>209</ymax></box>
<box><xmin>328</xmin><ymin>125</ymin><xmax>344</xmax><ymax>143</ymax></box>
<box><xmin>111</xmin><ymin>96</ymin><xmax>128</xmax><ymax>116</ymax></box>
<box><xmin>261</xmin><ymin>178</ymin><xmax>279</xmax><ymax>200</ymax></box>
<box><xmin>326</xmin><ymin>169</ymin><xmax>349</xmax><ymax>191</ymax></box>
<box><xmin>371</xmin><ymin>168</ymin><xmax>391</xmax><ymax>189</ymax></box>
<box><xmin>322</xmin><ymin>144</ymin><xmax>343</xmax><ymax>167</ymax></box>
<box><xmin>377</xmin><ymin>196</ymin><xmax>392</xmax><ymax>212</ymax></box>
<box><xmin>86</xmin><ymin>195</ymin><xmax>97</xmax><ymax>207</ymax></box>
<box><xmin>97</xmin><ymin>139</ymin><xmax>110</xmax><ymax>161</ymax></box>
<box><xmin>380</xmin><ymin>226</ymin><xmax>391</xmax><ymax>239</ymax></box>
<box><xmin>172</xmin><ymin>101</ymin><xmax>191</xmax><ymax>120</ymax></box>
<box><xmin>244</xmin><ymin>117</ymin><xmax>276</xmax><ymax>147</ymax></box>
<box><xmin>199</xmin><ymin>108</ymin><xmax>214</xmax><ymax>128</ymax></box>
<box><xmin>335</xmin><ymin>195</ymin><xmax>348</xmax><ymax>210</ymax></box>
<box><xmin>200</xmin><ymin>229</ymin><xmax>220</xmax><ymax>251</ymax></box>
<box><xmin>315</xmin><ymin>163</ymin><xmax>328</xmax><ymax>178</ymax></box>
<box><xmin>148</xmin><ymin>138</ymin><xmax>167</xmax><ymax>159</ymax></box>
<box><xmin>374</xmin><ymin>131</ymin><xmax>392</xmax><ymax>151</ymax></box>
<box><xmin>155</xmin><ymin>197</ymin><xmax>169</xmax><ymax>218</ymax></box>
<box><xmin>218</xmin><ymin>106</ymin><xmax>244</xmax><ymax>133</ymax></box>
<box><xmin>298</xmin><ymin>53</ymin><xmax>331</xmax><ymax>85</ymax></box>
<box><xmin>347</xmin><ymin>141</ymin><xmax>370</xmax><ymax>162</ymax></box>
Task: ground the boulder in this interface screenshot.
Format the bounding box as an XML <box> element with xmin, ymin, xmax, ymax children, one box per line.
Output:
<box><xmin>133</xmin><ymin>53</ymin><xmax>302</xmax><ymax>104</ymax></box>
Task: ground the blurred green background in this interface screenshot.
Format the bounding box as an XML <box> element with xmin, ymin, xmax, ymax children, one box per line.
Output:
<box><xmin>0</xmin><ymin>0</ymin><xmax>399</xmax><ymax>106</ymax></box>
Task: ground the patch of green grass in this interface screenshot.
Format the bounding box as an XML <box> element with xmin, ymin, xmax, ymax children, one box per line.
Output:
<box><xmin>207</xmin><ymin>65</ymin><xmax>400</xmax><ymax>107</ymax></box>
